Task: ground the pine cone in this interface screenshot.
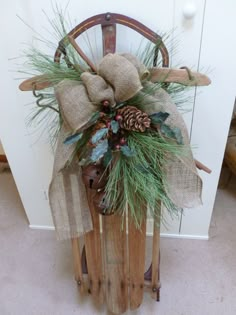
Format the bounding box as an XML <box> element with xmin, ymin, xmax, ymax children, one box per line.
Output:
<box><xmin>118</xmin><ymin>106</ymin><xmax>151</xmax><ymax>132</ymax></box>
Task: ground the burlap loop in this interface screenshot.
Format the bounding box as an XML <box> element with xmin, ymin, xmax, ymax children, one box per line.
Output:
<box><xmin>120</xmin><ymin>53</ymin><xmax>150</xmax><ymax>80</ymax></box>
<box><xmin>49</xmin><ymin>53</ymin><xmax>202</xmax><ymax>240</ymax></box>
<box><xmin>55</xmin><ymin>54</ymin><xmax>145</xmax><ymax>132</ymax></box>
<box><xmin>49</xmin><ymin>124</ymin><xmax>93</xmax><ymax>240</ymax></box>
<box><xmin>55</xmin><ymin>80</ymin><xmax>97</xmax><ymax>132</ymax></box>
<box><xmin>81</xmin><ymin>72</ymin><xmax>116</xmax><ymax>107</ymax></box>
<box><xmin>98</xmin><ymin>54</ymin><xmax>143</xmax><ymax>102</ymax></box>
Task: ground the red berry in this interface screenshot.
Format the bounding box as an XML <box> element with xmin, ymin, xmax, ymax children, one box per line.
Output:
<box><xmin>115</xmin><ymin>144</ymin><xmax>121</xmax><ymax>150</ymax></box>
<box><xmin>102</xmin><ymin>100</ymin><xmax>110</xmax><ymax>107</ymax></box>
<box><xmin>120</xmin><ymin>138</ymin><xmax>126</xmax><ymax>145</ymax></box>
<box><xmin>115</xmin><ymin>114</ymin><xmax>123</xmax><ymax>121</ymax></box>
<box><xmin>106</xmin><ymin>121</ymin><xmax>111</xmax><ymax>128</ymax></box>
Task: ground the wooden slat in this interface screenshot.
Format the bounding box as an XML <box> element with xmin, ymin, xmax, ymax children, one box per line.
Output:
<box><xmin>102</xmin><ymin>214</ymin><xmax>128</xmax><ymax>314</ymax></box>
<box><xmin>128</xmin><ymin>209</ymin><xmax>147</xmax><ymax>310</ymax></box>
<box><xmin>19</xmin><ymin>75</ymin><xmax>52</xmax><ymax>91</ymax></box>
<box><xmin>71</xmin><ymin>237</ymin><xmax>85</xmax><ymax>294</ymax></box>
<box><xmin>101</xmin><ymin>24</ymin><xmax>116</xmax><ymax>55</ymax></box>
<box><xmin>84</xmin><ymin>189</ymin><xmax>104</xmax><ymax>304</ymax></box>
<box><xmin>149</xmin><ymin>67</ymin><xmax>211</xmax><ymax>86</ymax></box>
<box><xmin>100</xmin><ymin>28</ymin><xmax>128</xmax><ymax>312</ymax></box>
<box><xmin>151</xmin><ymin>216</ymin><xmax>161</xmax><ymax>301</ymax></box>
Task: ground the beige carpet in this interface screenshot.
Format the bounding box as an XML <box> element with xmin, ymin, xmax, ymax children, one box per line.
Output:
<box><xmin>0</xmin><ymin>162</ymin><xmax>10</xmax><ymax>173</ymax></box>
<box><xmin>0</xmin><ymin>171</ymin><xmax>235</xmax><ymax>315</ymax></box>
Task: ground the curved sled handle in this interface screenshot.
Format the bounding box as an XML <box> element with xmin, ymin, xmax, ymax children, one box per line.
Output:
<box><xmin>54</xmin><ymin>12</ymin><xmax>169</xmax><ymax>67</ymax></box>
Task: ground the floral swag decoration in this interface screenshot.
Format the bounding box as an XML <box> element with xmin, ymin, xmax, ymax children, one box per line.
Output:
<box><xmin>20</xmin><ymin>39</ymin><xmax>211</xmax><ymax>240</ymax></box>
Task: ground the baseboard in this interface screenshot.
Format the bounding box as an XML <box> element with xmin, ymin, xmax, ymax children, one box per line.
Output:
<box><xmin>29</xmin><ymin>224</ymin><xmax>209</xmax><ymax>240</ymax></box>
<box><xmin>160</xmin><ymin>233</ymin><xmax>209</xmax><ymax>240</ymax></box>
<box><xmin>29</xmin><ymin>224</ymin><xmax>55</xmax><ymax>231</ymax></box>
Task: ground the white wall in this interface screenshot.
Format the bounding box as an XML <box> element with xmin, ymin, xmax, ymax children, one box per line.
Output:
<box><xmin>0</xmin><ymin>0</ymin><xmax>235</xmax><ymax>238</ymax></box>
<box><xmin>0</xmin><ymin>1</ymin><xmax>54</xmax><ymax>227</ymax></box>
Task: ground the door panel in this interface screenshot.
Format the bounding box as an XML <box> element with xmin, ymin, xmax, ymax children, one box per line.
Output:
<box><xmin>180</xmin><ymin>0</ymin><xmax>236</xmax><ymax>237</ymax></box>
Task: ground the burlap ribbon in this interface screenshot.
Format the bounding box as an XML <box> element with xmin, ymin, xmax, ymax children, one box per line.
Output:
<box><xmin>49</xmin><ymin>53</ymin><xmax>202</xmax><ymax>240</ymax></box>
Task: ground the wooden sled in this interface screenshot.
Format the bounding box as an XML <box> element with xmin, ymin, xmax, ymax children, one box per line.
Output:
<box><xmin>19</xmin><ymin>12</ymin><xmax>211</xmax><ymax>314</ymax></box>
<box><xmin>53</xmin><ymin>13</ymin><xmax>211</xmax><ymax>315</ymax></box>
<box><xmin>65</xmin><ymin>13</ymin><xmax>165</xmax><ymax>314</ymax></box>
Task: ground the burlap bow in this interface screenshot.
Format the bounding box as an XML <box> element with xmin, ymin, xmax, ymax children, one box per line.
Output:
<box><xmin>49</xmin><ymin>53</ymin><xmax>202</xmax><ymax>240</ymax></box>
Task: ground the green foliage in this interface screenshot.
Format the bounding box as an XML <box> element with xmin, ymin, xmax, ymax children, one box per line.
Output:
<box><xmin>149</xmin><ymin>112</ymin><xmax>169</xmax><ymax>124</ymax></box>
<box><xmin>25</xmin><ymin>88</ymin><xmax>61</xmax><ymax>150</ymax></box>
<box><xmin>64</xmin><ymin>132</ymin><xmax>83</xmax><ymax>145</ymax></box>
<box><xmin>127</xmin><ymin>83</ymin><xmax>162</xmax><ymax>109</ymax></box>
<box><xmin>84</xmin><ymin>112</ymin><xmax>100</xmax><ymax>129</ymax></box>
<box><xmin>20</xmin><ymin>7</ymin><xmax>86</xmax><ymax>151</ymax></box>
<box><xmin>20</xmin><ymin>47</ymin><xmax>82</xmax><ymax>85</ymax></box>
<box><xmin>110</xmin><ymin>120</ymin><xmax>119</xmax><ymax>134</ymax></box>
<box><xmin>160</xmin><ymin>124</ymin><xmax>183</xmax><ymax>145</ymax></box>
<box><xmin>120</xmin><ymin>145</ymin><xmax>136</xmax><ymax>157</ymax></box>
<box><xmin>91</xmin><ymin>139</ymin><xmax>108</xmax><ymax>162</ymax></box>
<box><xmin>105</xmin><ymin>132</ymin><xmax>186</xmax><ymax>226</ymax></box>
<box><xmin>137</xmin><ymin>35</ymin><xmax>169</xmax><ymax>68</ymax></box>
<box><xmin>172</xmin><ymin>127</ymin><xmax>184</xmax><ymax>145</ymax></box>
<box><xmin>91</xmin><ymin>128</ymin><xmax>108</xmax><ymax>144</ymax></box>
<box><xmin>136</xmin><ymin>36</ymin><xmax>194</xmax><ymax>112</ymax></box>
<box><xmin>103</xmin><ymin>148</ymin><xmax>113</xmax><ymax>167</ymax></box>
<box><xmin>19</xmin><ymin>4</ymin><xmax>87</xmax><ymax>83</ymax></box>
<box><xmin>166</xmin><ymin>83</ymin><xmax>193</xmax><ymax>112</ymax></box>
<box><xmin>67</xmin><ymin>126</ymin><xmax>94</xmax><ymax>166</ymax></box>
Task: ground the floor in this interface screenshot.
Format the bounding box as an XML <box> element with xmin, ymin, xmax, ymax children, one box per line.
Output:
<box><xmin>0</xmin><ymin>168</ymin><xmax>236</xmax><ymax>315</ymax></box>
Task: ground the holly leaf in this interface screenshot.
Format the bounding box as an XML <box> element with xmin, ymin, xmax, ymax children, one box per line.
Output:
<box><xmin>172</xmin><ymin>127</ymin><xmax>184</xmax><ymax>145</ymax></box>
<box><xmin>91</xmin><ymin>128</ymin><xmax>108</xmax><ymax>144</ymax></box>
<box><xmin>91</xmin><ymin>139</ymin><xmax>108</xmax><ymax>162</ymax></box>
<box><xmin>115</xmin><ymin>102</ymin><xmax>126</xmax><ymax>109</ymax></box>
<box><xmin>120</xmin><ymin>145</ymin><xmax>136</xmax><ymax>157</ymax></box>
<box><xmin>150</xmin><ymin>112</ymin><xmax>169</xmax><ymax>125</ymax></box>
<box><xmin>111</xmin><ymin>120</ymin><xmax>119</xmax><ymax>134</ymax></box>
<box><xmin>79</xmin><ymin>111</ymin><xmax>100</xmax><ymax>132</ymax></box>
<box><xmin>64</xmin><ymin>132</ymin><xmax>83</xmax><ymax>145</ymax></box>
<box><xmin>161</xmin><ymin>124</ymin><xmax>183</xmax><ymax>144</ymax></box>
<box><xmin>160</xmin><ymin>124</ymin><xmax>174</xmax><ymax>138</ymax></box>
<box><xmin>103</xmin><ymin>148</ymin><xmax>112</xmax><ymax>167</ymax></box>
<box><xmin>89</xmin><ymin>111</ymin><xmax>100</xmax><ymax>124</ymax></box>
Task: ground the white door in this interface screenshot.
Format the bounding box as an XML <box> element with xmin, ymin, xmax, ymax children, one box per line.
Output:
<box><xmin>0</xmin><ymin>0</ymin><xmax>235</xmax><ymax>238</ymax></box>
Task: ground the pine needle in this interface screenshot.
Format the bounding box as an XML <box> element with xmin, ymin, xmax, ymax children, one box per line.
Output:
<box><xmin>104</xmin><ymin>132</ymin><xmax>186</xmax><ymax>226</ymax></box>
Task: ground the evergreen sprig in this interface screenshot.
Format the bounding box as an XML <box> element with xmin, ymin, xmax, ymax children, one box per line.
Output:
<box><xmin>104</xmin><ymin>131</ymin><xmax>186</xmax><ymax>226</ymax></box>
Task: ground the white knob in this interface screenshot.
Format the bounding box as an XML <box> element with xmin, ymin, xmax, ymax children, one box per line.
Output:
<box><xmin>183</xmin><ymin>2</ymin><xmax>197</xmax><ymax>19</ymax></box>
